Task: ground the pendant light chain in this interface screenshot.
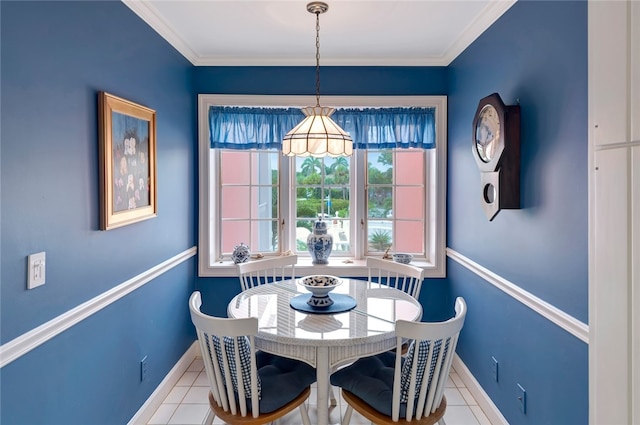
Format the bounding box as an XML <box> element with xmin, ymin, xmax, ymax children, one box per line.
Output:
<box><xmin>282</xmin><ymin>2</ymin><xmax>353</xmax><ymax>158</ymax></box>
<box><xmin>315</xmin><ymin>10</ymin><xmax>321</xmax><ymax>107</ymax></box>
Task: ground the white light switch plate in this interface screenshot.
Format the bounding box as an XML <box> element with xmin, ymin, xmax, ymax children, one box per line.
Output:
<box><xmin>28</xmin><ymin>252</ymin><xmax>46</xmax><ymax>289</ymax></box>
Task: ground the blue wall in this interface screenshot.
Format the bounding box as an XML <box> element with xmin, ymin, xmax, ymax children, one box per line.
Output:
<box><xmin>1</xmin><ymin>1</ymin><xmax>196</xmax><ymax>423</ymax></box>
<box><xmin>447</xmin><ymin>1</ymin><xmax>588</xmax><ymax>424</ymax></box>
<box><xmin>193</xmin><ymin>66</ymin><xmax>448</xmax><ymax>95</ymax></box>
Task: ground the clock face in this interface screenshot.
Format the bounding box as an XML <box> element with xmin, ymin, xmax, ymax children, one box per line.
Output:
<box><xmin>475</xmin><ymin>104</ymin><xmax>501</xmax><ymax>163</ymax></box>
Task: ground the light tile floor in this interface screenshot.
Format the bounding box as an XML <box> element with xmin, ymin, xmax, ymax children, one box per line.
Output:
<box><xmin>147</xmin><ymin>357</ymin><xmax>493</xmax><ymax>425</ymax></box>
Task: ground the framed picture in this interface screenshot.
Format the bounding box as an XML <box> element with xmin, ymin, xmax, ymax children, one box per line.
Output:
<box><xmin>98</xmin><ymin>92</ymin><xmax>157</xmax><ymax>230</ymax></box>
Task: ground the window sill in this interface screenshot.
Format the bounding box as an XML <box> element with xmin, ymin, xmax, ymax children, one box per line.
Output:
<box><xmin>199</xmin><ymin>257</ymin><xmax>441</xmax><ymax>278</ymax></box>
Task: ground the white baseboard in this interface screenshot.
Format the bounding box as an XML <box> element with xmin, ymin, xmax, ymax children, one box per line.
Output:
<box><xmin>128</xmin><ymin>342</ymin><xmax>199</xmax><ymax>425</ymax></box>
<box><xmin>453</xmin><ymin>354</ymin><xmax>509</xmax><ymax>425</ymax></box>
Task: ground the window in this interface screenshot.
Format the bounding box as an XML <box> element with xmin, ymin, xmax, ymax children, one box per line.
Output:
<box><xmin>219</xmin><ymin>150</ymin><xmax>280</xmax><ymax>255</ymax></box>
<box><xmin>198</xmin><ymin>95</ymin><xmax>447</xmax><ymax>277</ymax></box>
<box><xmin>365</xmin><ymin>149</ymin><xmax>426</xmax><ymax>255</ymax></box>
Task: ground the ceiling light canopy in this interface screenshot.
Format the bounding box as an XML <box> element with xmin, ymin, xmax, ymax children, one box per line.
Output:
<box><xmin>282</xmin><ymin>2</ymin><xmax>353</xmax><ymax>158</ymax></box>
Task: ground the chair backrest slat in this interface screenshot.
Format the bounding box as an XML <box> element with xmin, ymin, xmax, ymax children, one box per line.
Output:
<box><xmin>237</xmin><ymin>255</ymin><xmax>298</xmax><ymax>291</ymax></box>
<box><xmin>391</xmin><ymin>297</ymin><xmax>467</xmax><ymax>422</ymax></box>
<box><xmin>422</xmin><ymin>337</ymin><xmax>445</xmax><ymax>416</ymax></box>
<box><xmin>366</xmin><ymin>257</ymin><xmax>425</xmax><ymax>299</ymax></box>
<box><xmin>201</xmin><ymin>331</ymin><xmax>228</xmax><ymax>412</ymax></box>
<box><xmin>434</xmin><ymin>333</ymin><xmax>458</xmax><ymax>408</ymax></box>
<box><xmin>220</xmin><ymin>339</ymin><xmax>241</xmax><ymax>415</ymax></box>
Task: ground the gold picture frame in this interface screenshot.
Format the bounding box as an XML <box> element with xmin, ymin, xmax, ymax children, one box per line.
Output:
<box><xmin>98</xmin><ymin>92</ymin><xmax>157</xmax><ymax>230</ymax></box>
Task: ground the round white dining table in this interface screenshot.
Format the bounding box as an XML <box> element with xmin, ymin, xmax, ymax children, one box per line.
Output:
<box><xmin>227</xmin><ymin>278</ymin><xmax>422</xmax><ymax>425</ymax></box>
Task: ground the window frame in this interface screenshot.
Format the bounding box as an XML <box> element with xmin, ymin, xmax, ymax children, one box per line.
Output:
<box><xmin>198</xmin><ymin>94</ymin><xmax>447</xmax><ymax>278</ymax></box>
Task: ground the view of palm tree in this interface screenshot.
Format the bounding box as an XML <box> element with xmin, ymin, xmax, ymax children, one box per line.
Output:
<box><xmin>293</xmin><ymin>150</ymin><xmax>399</xmax><ymax>253</ymax></box>
<box><xmin>296</xmin><ymin>156</ymin><xmax>350</xmax><ymax>217</ymax></box>
<box><xmin>295</xmin><ymin>156</ymin><xmax>351</xmax><ymax>252</ymax></box>
<box><xmin>300</xmin><ymin>157</ymin><xmax>322</xmax><ymax>177</ymax></box>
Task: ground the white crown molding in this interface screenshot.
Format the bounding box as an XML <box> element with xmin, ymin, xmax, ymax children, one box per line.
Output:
<box><xmin>0</xmin><ymin>247</ymin><xmax>197</xmax><ymax>369</ymax></box>
<box><xmin>443</xmin><ymin>0</ymin><xmax>517</xmax><ymax>65</ymax></box>
<box><xmin>447</xmin><ymin>248</ymin><xmax>589</xmax><ymax>343</ymax></box>
<box><xmin>122</xmin><ymin>0</ymin><xmax>516</xmax><ymax>67</ymax></box>
<box><xmin>122</xmin><ymin>0</ymin><xmax>200</xmax><ymax>64</ymax></box>
<box><xmin>190</xmin><ymin>56</ymin><xmax>452</xmax><ymax>67</ymax></box>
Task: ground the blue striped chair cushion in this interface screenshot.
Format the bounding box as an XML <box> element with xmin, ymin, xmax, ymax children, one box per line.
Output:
<box><xmin>330</xmin><ymin>351</ymin><xmax>404</xmax><ymax>417</ymax></box>
<box><xmin>400</xmin><ymin>339</ymin><xmax>444</xmax><ymax>402</ymax></box>
<box><xmin>210</xmin><ymin>335</ymin><xmax>261</xmax><ymax>398</ymax></box>
<box><xmin>330</xmin><ymin>338</ymin><xmax>451</xmax><ymax>416</ymax></box>
<box><xmin>207</xmin><ymin>335</ymin><xmax>316</xmax><ymax>413</ymax></box>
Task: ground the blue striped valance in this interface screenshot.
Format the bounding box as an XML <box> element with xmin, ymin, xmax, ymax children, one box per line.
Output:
<box><xmin>209</xmin><ymin>106</ymin><xmax>436</xmax><ymax>150</ymax></box>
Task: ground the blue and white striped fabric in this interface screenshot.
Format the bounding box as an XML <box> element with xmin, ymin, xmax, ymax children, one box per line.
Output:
<box><xmin>400</xmin><ymin>338</ymin><xmax>449</xmax><ymax>403</ymax></box>
<box><xmin>209</xmin><ymin>334</ymin><xmax>261</xmax><ymax>399</ymax></box>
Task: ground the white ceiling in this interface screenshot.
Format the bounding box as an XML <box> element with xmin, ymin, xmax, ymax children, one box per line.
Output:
<box><xmin>123</xmin><ymin>0</ymin><xmax>516</xmax><ymax>67</ymax></box>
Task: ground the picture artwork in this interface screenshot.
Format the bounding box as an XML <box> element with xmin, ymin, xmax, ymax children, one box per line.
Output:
<box><xmin>99</xmin><ymin>92</ymin><xmax>157</xmax><ymax>230</ymax></box>
<box><xmin>111</xmin><ymin>111</ymin><xmax>151</xmax><ymax>212</ymax></box>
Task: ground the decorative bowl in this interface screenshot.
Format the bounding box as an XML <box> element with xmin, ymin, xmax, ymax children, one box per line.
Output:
<box><xmin>299</xmin><ymin>275</ymin><xmax>342</xmax><ymax>307</ymax></box>
<box><xmin>392</xmin><ymin>253</ymin><xmax>413</xmax><ymax>264</ymax></box>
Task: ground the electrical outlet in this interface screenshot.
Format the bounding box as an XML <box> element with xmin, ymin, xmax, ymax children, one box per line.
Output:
<box><xmin>140</xmin><ymin>356</ymin><xmax>148</xmax><ymax>382</ymax></box>
<box><xmin>517</xmin><ymin>383</ymin><xmax>526</xmax><ymax>414</ymax></box>
<box><xmin>491</xmin><ymin>356</ymin><xmax>499</xmax><ymax>382</ymax></box>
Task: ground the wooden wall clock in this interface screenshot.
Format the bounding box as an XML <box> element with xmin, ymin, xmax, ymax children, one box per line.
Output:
<box><xmin>472</xmin><ymin>93</ymin><xmax>521</xmax><ymax>221</ymax></box>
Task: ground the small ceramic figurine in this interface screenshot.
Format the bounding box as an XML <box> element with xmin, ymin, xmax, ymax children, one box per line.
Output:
<box><xmin>231</xmin><ymin>242</ymin><xmax>251</xmax><ymax>264</ymax></box>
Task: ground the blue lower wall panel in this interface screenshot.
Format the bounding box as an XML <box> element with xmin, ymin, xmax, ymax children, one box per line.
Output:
<box><xmin>0</xmin><ymin>260</ymin><xmax>196</xmax><ymax>425</ymax></box>
<box><xmin>448</xmin><ymin>259</ymin><xmax>588</xmax><ymax>425</ymax></box>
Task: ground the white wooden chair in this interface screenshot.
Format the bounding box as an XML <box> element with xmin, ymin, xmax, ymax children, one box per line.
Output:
<box><xmin>236</xmin><ymin>255</ymin><xmax>298</xmax><ymax>291</ymax></box>
<box><xmin>189</xmin><ymin>291</ymin><xmax>314</xmax><ymax>425</ymax></box>
<box><xmin>367</xmin><ymin>257</ymin><xmax>426</xmax><ymax>299</ymax></box>
<box><xmin>331</xmin><ymin>297</ymin><xmax>467</xmax><ymax>425</ymax></box>
<box><xmin>236</xmin><ymin>254</ymin><xmax>339</xmax><ymax>406</ymax></box>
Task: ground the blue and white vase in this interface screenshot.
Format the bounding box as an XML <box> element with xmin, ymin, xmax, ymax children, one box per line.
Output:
<box><xmin>231</xmin><ymin>242</ymin><xmax>251</xmax><ymax>264</ymax></box>
<box><xmin>307</xmin><ymin>218</ymin><xmax>333</xmax><ymax>265</ymax></box>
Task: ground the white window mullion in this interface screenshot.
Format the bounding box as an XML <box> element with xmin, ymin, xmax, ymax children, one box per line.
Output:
<box><xmin>354</xmin><ymin>149</ymin><xmax>367</xmax><ymax>259</ymax></box>
<box><xmin>280</xmin><ymin>155</ymin><xmax>294</xmax><ymax>253</ymax></box>
<box><xmin>211</xmin><ymin>149</ymin><xmax>221</xmax><ymax>262</ymax></box>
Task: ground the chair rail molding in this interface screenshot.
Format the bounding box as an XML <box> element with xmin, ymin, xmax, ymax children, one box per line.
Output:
<box><xmin>446</xmin><ymin>248</ymin><xmax>588</xmax><ymax>343</ymax></box>
<box><xmin>0</xmin><ymin>247</ymin><xmax>197</xmax><ymax>369</ymax></box>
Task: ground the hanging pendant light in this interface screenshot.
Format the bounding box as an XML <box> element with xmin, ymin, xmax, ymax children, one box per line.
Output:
<box><xmin>282</xmin><ymin>2</ymin><xmax>353</xmax><ymax>157</ymax></box>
